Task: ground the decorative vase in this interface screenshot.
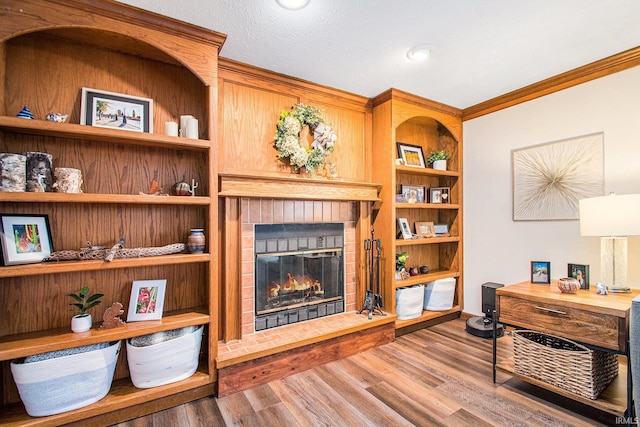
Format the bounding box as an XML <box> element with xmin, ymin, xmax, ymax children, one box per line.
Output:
<box><xmin>433</xmin><ymin>159</ymin><xmax>447</xmax><ymax>170</ymax></box>
<box><xmin>187</xmin><ymin>229</ymin><xmax>205</xmax><ymax>254</ymax></box>
<box><xmin>419</xmin><ymin>265</ymin><xmax>429</xmax><ymax>274</ymax></box>
<box><xmin>558</xmin><ymin>277</ymin><xmax>579</xmax><ymax>294</ymax></box>
<box><xmin>71</xmin><ymin>314</ymin><xmax>92</xmax><ymax>333</ymax></box>
<box><xmin>409</xmin><ymin>267</ymin><xmax>419</xmax><ymax>276</ymax></box>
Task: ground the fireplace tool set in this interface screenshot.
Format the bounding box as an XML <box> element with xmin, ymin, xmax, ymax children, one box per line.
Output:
<box><xmin>360</xmin><ymin>228</ymin><xmax>385</xmax><ymax>319</ymax></box>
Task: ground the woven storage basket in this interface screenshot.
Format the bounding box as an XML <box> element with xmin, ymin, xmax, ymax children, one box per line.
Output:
<box><xmin>512</xmin><ymin>330</ymin><xmax>618</xmax><ymax>399</ymax></box>
<box><xmin>10</xmin><ymin>341</ymin><xmax>120</xmax><ymax>417</ymax></box>
<box><xmin>127</xmin><ymin>325</ymin><xmax>203</xmax><ymax>388</ymax></box>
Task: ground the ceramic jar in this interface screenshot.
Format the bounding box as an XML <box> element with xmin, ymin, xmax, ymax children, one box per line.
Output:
<box><xmin>187</xmin><ymin>229</ymin><xmax>205</xmax><ymax>254</ymax></box>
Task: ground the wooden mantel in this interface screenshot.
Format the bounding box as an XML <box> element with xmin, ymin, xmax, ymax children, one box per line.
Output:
<box><xmin>218</xmin><ymin>172</ymin><xmax>381</xmax><ymax>201</ymax></box>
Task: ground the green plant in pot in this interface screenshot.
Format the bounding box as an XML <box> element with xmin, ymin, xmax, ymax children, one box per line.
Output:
<box><xmin>396</xmin><ymin>252</ymin><xmax>410</xmax><ymax>280</ymax></box>
<box><xmin>427</xmin><ymin>150</ymin><xmax>451</xmax><ymax>171</ymax></box>
<box><xmin>67</xmin><ymin>286</ymin><xmax>104</xmax><ymax>333</ymax></box>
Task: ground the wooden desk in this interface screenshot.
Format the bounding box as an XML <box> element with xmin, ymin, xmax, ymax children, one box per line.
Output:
<box><xmin>493</xmin><ymin>280</ymin><xmax>639</xmax><ymax>417</ymax></box>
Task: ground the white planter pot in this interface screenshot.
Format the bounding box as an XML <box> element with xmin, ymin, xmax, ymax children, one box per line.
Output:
<box><xmin>71</xmin><ymin>314</ymin><xmax>92</xmax><ymax>333</ymax></box>
<box><xmin>11</xmin><ymin>341</ymin><xmax>120</xmax><ymax>416</ymax></box>
<box><xmin>432</xmin><ymin>159</ymin><xmax>447</xmax><ymax>170</ymax></box>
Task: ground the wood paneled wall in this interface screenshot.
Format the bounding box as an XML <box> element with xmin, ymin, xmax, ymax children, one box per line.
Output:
<box><xmin>217</xmin><ymin>59</ymin><xmax>372</xmax><ymax>182</ymax></box>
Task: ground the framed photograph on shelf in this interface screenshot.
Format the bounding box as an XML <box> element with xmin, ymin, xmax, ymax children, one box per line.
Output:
<box><xmin>397</xmin><ymin>217</ymin><xmax>412</xmax><ymax>240</ymax></box>
<box><xmin>80</xmin><ymin>87</ymin><xmax>153</xmax><ymax>133</ymax></box>
<box><xmin>415</xmin><ymin>221</ymin><xmax>435</xmax><ymax>237</ymax></box>
<box><xmin>429</xmin><ymin>187</ymin><xmax>451</xmax><ymax>204</ymax></box>
<box><xmin>127</xmin><ymin>279</ymin><xmax>167</xmax><ymax>321</ymax></box>
<box><xmin>568</xmin><ymin>263</ymin><xmax>590</xmax><ymax>290</ymax></box>
<box><xmin>401</xmin><ymin>185</ymin><xmax>425</xmax><ymax>203</ymax></box>
<box><xmin>396</xmin><ymin>142</ymin><xmax>426</xmax><ymax>168</ymax></box>
<box><xmin>531</xmin><ymin>261</ymin><xmax>551</xmax><ymax>284</ymax></box>
<box><xmin>0</xmin><ymin>214</ymin><xmax>53</xmax><ymax>265</ymax></box>
<box><xmin>434</xmin><ymin>223</ymin><xmax>450</xmax><ymax>237</ymax></box>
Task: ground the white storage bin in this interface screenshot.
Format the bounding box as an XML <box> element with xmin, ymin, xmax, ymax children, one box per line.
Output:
<box><xmin>10</xmin><ymin>341</ymin><xmax>120</xmax><ymax>417</ymax></box>
<box><xmin>396</xmin><ymin>284</ymin><xmax>424</xmax><ymax>320</ymax></box>
<box><xmin>424</xmin><ymin>278</ymin><xmax>456</xmax><ymax>310</ymax></box>
<box><xmin>127</xmin><ymin>325</ymin><xmax>203</xmax><ymax>388</ymax></box>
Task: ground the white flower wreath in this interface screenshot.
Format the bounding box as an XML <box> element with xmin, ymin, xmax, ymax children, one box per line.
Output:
<box><xmin>274</xmin><ymin>103</ymin><xmax>337</xmax><ymax>175</ymax></box>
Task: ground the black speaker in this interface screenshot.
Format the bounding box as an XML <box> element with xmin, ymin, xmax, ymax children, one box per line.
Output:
<box><xmin>466</xmin><ymin>282</ymin><xmax>504</xmax><ymax>338</ymax></box>
<box><xmin>482</xmin><ymin>282</ymin><xmax>504</xmax><ymax>318</ymax></box>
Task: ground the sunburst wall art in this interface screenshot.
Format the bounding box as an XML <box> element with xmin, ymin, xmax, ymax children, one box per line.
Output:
<box><xmin>512</xmin><ymin>132</ymin><xmax>604</xmax><ymax>221</ymax></box>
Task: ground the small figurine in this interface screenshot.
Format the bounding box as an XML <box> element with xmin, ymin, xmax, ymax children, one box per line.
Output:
<box><xmin>596</xmin><ymin>282</ymin><xmax>608</xmax><ymax>295</ymax></box>
<box><xmin>99</xmin><ymin>302</ymin><xmax>126</xmax><ymax>330</ymax></box>
<box><xmin>17</xmin><ymin>105</ymin><xmax>34</xmax><ymax>119</ymax></box>
<box><xmin>139</xmin><ymin>179</ymin><xmax>168</xmax><ymax>196</ymax></box>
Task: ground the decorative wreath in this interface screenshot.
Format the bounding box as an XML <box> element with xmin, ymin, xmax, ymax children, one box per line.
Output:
<box><xmin>274</xmin><ymin>103</ymin><xmax>337</xmax><ymax>175</ymax></box>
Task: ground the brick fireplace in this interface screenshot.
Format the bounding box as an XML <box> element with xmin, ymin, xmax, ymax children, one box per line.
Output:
<box><xmin>239</xmin><ymin>198</ymin><xmax>357</xmax><ymax>336</ymax></box>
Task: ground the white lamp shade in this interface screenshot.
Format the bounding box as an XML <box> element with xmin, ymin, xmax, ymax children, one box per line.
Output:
<box><xmin>579</xmin><ymin>194</ymin><xmax>640</xmax><ymax>237</ymax></box>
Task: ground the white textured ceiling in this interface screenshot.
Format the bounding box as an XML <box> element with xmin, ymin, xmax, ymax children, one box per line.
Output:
<box><xmin>118</xmin><ymin>0</ymin><xmax>640</xmax><ymax>109</ymax></box>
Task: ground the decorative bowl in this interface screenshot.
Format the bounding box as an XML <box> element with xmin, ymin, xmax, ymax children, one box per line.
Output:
<box><xmin>558</xmin><ymin>277</ymin><xmax>579</xmax><ymax>293</ymax></box>
<box><xmin>45</xmin><ymin>112</ymin><xmax>69</xmax><ymax>123</ymax></box>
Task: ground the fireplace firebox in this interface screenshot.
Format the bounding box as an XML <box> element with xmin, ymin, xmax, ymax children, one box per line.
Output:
<box><xmin>254</xmin><ymin>223</ymin><xmax>345</xmax><ymax>331</ymax></box>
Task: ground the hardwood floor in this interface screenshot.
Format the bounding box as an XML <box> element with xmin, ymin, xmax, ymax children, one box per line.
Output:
<box><xmin>112</xmin><ymin>318</ymin><xmax>620</xmax><ymax>426</ymax></box>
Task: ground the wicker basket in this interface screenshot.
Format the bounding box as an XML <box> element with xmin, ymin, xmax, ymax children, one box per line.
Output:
<box><xmin>512</xmin><ymin>330</ymin><xmax>618</xmax><ymax>399</ymax></box>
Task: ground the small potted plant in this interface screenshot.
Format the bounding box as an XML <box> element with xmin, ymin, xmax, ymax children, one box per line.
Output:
<box><xmin>427</xmin><ymin>150</ymin><xmax>451</xmax><ymax>171</ymax></box>
<box><xmin>396</xmin><ymin>252</ymin><xmax>410</xmax><ymax>280</ymax></box>
<box><xmin>67</xmin><ymin>286</ymin><xmax>104</xmax><ymax>332</ymax></box>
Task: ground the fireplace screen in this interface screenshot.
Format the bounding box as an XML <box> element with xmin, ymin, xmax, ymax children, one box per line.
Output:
<box><xmin>254</xmin><ymin>223</ymin><xmax>344</xmax><ymax>330</ymax></box>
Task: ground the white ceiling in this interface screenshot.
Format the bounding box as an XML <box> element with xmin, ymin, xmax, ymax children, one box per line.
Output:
<box><xmin>118</xmin><ymin>0</ymin><xmax>640</xmax><ymax>109</ymax></box>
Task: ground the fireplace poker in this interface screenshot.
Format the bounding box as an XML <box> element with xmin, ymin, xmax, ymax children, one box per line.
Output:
<box><xmin>359</xmin><ymin>233</ymin><xmax>374</xmax><ymax>318</ymax></box>
<box><xmin>359</xmin><ymin>227</ymin><xmax>384</xmax><ymax>319</ymax></box>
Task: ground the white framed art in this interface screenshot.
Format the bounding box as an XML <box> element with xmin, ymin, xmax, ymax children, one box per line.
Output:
<box><xmin>127</xmin><ymin>279</ymin><xmax>166</xmax><ymax>321</ymax></box>
<box><xmin>512</xmin><ymin>132</ymin><xmax>604</xmax><ymax>221</ymax></box>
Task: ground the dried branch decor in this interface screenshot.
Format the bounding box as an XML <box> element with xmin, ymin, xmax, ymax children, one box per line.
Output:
<box><xmin>44</xmin><ymin>238</ymin><xmax>186</xmax><ymax>262</ymax></box>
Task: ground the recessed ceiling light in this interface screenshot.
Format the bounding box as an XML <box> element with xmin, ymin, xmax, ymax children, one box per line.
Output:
<box><xmin>276</xmin><ymin>0</ymin><xmax>310</xmax><ymax>10</ymax></box>
<box><xmin>407</xmin><ymin>44</ymin><xmax>432</xmax><ymax>61</ymax></box>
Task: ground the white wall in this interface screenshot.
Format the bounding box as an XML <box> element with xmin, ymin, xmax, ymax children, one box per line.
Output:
<box><xmin>463</xmin><ymin>66</ymin><xmax>640</xmax><ymax>315</ymax></box>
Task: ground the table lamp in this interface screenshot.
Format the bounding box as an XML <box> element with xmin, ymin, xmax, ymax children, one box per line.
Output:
<box><xmin>579</xmin><ymin>193</ymin><xmax>640</xmax><ymax>292</ymax></box>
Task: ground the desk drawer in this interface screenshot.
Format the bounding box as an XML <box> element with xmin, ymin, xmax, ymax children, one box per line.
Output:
<box><xmin>499</xmin><ymin>295</ymin><xmax>623</xmax><ymax>351</ymax></box>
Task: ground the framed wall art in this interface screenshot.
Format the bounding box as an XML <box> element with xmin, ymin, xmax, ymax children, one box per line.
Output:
<box><xmin>568</xmin><ymin>263</ymin><xmax>590</xmax><ymax>290</ymax></box>
<box><xmin>512</xmin><ymin>132</ymin><xmax>604</xmax><ymax>220</ymax></box>
<box><xmin>81</xmin><ymin>87</ymin><xmax>153</xmax><ymax>133</ymax></box>
<box><xmin>127</xmin><ymin>279</ymin><xmax>167</xmax><ymax>321</ymax></box>
<box><xmin>531</xmin><ymin>261</ymin><xmax>551</xmax><ymax>284</ymax></box>
<box><xmin>396</xmin><ymin>142</ymin><xmax>426</xmax><ymax>168</ymax></box>
<box><xmin>0</xmin><ymin>214</ymin><xmax>53</xmax><ymax>265</ymax></box>
<box><xmin>415</xmin><ymin>221</ymin><xmax>435</xmax><ymax>237</ymax></box>
<box><xmin>397</xmin><ymin>217</ymin><xmax>412</xmax><ymax>240</ymax></box>
<box><xmin>401</xmin><ymin>184</ymin><xmax>425</xmax><ymax>203</ymax></box>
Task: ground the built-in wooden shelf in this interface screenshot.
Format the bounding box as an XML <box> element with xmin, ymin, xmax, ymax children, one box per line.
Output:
<box><xmin>0</xmin><ymin>308</ymin><xmax>209</xmax><ymax>360</ymax></box>
<box><xmin>395</xmin><ymin>202</ymin><xmax>460</xmax><ymax>209</ymax></box>
<box><xmin>395</xmin><ymin>236</ymin><xmax>460</xmax><ymax>246</ymax></box>
<box><xmin>0</xmin><ymin>116</ymin><xmax>210</xmax><ymax>151</ymax></box>
<box><xmin>0</xmin><ymin>369</ymin><xmax>213</xmax><ymax>427</ymax></box>
<box><xmin>394</xmin><ymin>269</ymin><xmax>460</xmax><ymax>290</ymax></box>
<box><xmin>395</xmin><ymin>164</ymin><xmax>460</xmax><ymax>177</ymax></box>
<box><xmin>0</xmin><ymin>254</ymin><xmax>210</xmax><ymax>278</ymax></box>
<box><xmin>219</xmin><ymin>172</ymin><xmax>381</xmax><ymax>202</ymax></box>
<box><xmin>395</xmin><ymin>305</ymin><xmax>462</xmax><ymax>329</ymax></box>
<box><xmin>0</xmin><ymin>192</ymin><xmax>210</xmax><ymax>205</ymax></box>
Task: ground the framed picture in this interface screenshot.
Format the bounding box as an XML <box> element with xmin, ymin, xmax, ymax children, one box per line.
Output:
<box><xmin>401</xmin><ymin>185</ymin><xmax>425</xmax><ymax>203</ymax></box>
<box><xmin>127</xmin><ymin>279</ymin><xmax>167</xmax><ymax>321</ymax></box>
<box><xmin>415</xmin><ymin>221</ymin><xmax>435</xmax><ymax>237</ymax></box>
<box><xmin>81</xmin><ymin>87</ymin><xmax>153</xmax><ymax>133</ymax></box>
<box><xmin>531</xmin><ymin>261</ymin><xmax>551</xmax><ymax>284</ymax></box>
<box><xmin>0</xmin><ymin>214</ymin><xmax>53</xmax><ymax>265</ymax></box>
<box><xmin>434</xmin><ymin>223</ymin><xmax>450</xmax><ymax>237</ymax></box>
<box><xmin>429</xmin><ymin>187</ymin><xmax>451</xmax><ymax>204</ymax></box>
<box><xmin>568</xmin><ymin>263</ymin><xmax>590</xmax><ymax>290</ymax></box>
<box><xmin>397</xmin><ymin>218</ymin><xmax>412</xmax><ymax>240</ymax></box>
<box><xmin>396</xmin><ymin>142</ymin><xmax>426</xmax><ymax>168</ymax></box>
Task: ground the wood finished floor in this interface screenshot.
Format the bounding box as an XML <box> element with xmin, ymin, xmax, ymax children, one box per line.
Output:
<box><xmin>113</xmin><ymin>318</ymin><xmax>619</xmax><ymax>426</ymax></box>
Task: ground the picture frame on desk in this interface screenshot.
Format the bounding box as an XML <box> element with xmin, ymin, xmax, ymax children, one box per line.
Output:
<box><xmin>0</xmin><ymin>214</ymin><xmax>53</xmax><ymax>265</ymax></box>
<box><xmin>568</xmin><ymin>263</ymin><xmax>589</xmax><ymax>289</ymax></box>
<box><xmin>396</xmin><ymin>142</ymin><xmax>426</xmax><ymax>168</ymax></box>
<box><xmin>531</xmin><ymin>261</ymin><xmax>551</xmax><ymax>284</ymax></box>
